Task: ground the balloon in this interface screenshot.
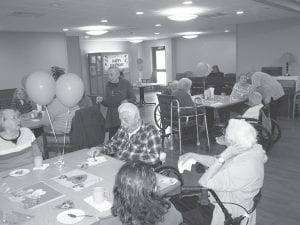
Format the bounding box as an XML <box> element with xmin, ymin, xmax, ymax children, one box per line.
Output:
<box><xmin>26</xmin><ymin>71</ymin><xmax>56</xmax><ymax>105</ymax></box>
<box><xmin>56</xmin><ymin>73</ymin><xmax>84</xmax><ymax>107</ymax></box>
<box><xmin>196</xmin><ymin>62</ymin><xmax>211</xmax><ymax>77</ymax></box>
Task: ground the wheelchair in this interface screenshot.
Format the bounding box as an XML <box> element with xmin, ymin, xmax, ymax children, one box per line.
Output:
<box><xmin>155</xmin><ymin>165</ymin><xmax>261</xmax><ymax>225</ymax></box>
<box><xmin>238</xmin><ymin>104</ymin><xmax>281</xmax><ymax>153</ymax></box>
<box><xmin>154</xmin><ymin>94</ymin><xmax>210</xmax><ymax>155</ymax></box>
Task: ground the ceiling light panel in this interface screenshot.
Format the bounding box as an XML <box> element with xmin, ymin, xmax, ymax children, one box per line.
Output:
<box><xmin>182</xmin><ymin>35</ymin><xmax>198</xmax><ymax>39</ymax></box>
<box><xmin>86</xmin><ymin>30</ymin><xmax>108</xmax><ymax>35</ymax></box>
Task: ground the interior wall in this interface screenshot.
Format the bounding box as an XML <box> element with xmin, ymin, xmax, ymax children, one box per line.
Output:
<box><xmin>141</xmin><ymin>38</ymin><xmax>173</xmax><ymax>83</ymax></box>
<box><xmin>173</xmin><ymin>33</ymin><xmax>236</xmax><ymax>77</ymax></box>
<box><xmin>0</xmin><ymin>32</ymin><xmax>68</xmax><ymax>89</ymax></box>
<box><xmin>237</xmin><ymin>18</ymin><xmax>300</xmax><ymax>76</ymax></box>
<box><xmin>66</xmin><ymin>36</ymin><xmax>83</xmax><ymax>77</ymax></box>
<box><xmin>80</xmin><ymin>40</ymin><xmax>132</xmax><ymax>93</ymax></box>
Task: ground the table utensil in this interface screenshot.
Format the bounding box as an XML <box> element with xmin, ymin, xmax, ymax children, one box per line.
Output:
<box><xmin>56</xmin><ymin>209</ymin><xmax>85</xmax><ymax>224</ymax></box>
<box><xmin>67</xmin><ymin>213</ymin><xmax>93</xmax><ymax>218</ymax></box>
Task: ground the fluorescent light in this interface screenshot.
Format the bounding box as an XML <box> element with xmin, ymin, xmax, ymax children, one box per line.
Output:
<box><xmin>101</xmin><ymin>19</ymin><xmax>108</xmax><ymax>23</ymax></box>
<box><xmin>182</xmin><ymin>35</ymin><xmax>198</xmax><ymax>39</ymax></box>
<box><xmin>136</xmin><ymin>11</ymin><xmax>144</xmax><ymax>15</ymax></box>
<box><xmin>154</xmin><ymin>32</ymin><xmax>160</xmax><ymax>35</ymax></box>
<box><xmin>155</xmin><ymin>24</ymin><xmax>161</xmax><ymax>27</ymax></box>
<box><xmin>168</xmin><ymin>14</ymin><xmax>198</xmax><ymax>21</ymax></box>
<box><xmin>84</xmin><ymin>36</ymin><xmax>89</xmax><ymax>39</ymax></box>
<box><xmin>182</xmin><ymin>1</ymin><xmax>193</xmax><ymax>5</ymax></box>
<box><xmin>86</xmin><ymin>30</ymin><xmax>108</xmax><ymax>35</ymax></box>
<box><xmin>224</xmin><ymin>29</ymin><xmax>229</xmax><ymax>32</ymax></box>
<box><xmin>236</xmin><ymin>10</ymin><xmax>244</xmax><ymax>14</ymax></box>
<box><xmin>63</xmin><ymin>28</ymin><xmax>69</xmax><ymax>31</ymax></box>
<box><xmin>77</xmin><ymin>25</ymin><xmax>112</xmax><ymax>31</ymax></box>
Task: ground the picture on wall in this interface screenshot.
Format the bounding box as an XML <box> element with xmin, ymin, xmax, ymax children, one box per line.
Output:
<box><xmin>103</xmin><ymin>54</ymin><xmax>129</xmax><ymax>71</ymax></box>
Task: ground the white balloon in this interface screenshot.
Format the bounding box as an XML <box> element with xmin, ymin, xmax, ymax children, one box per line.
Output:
<box><xmin>196</xmin><ymin>62</ymin><xmax>211</xmax><ymax>77</ymax></box>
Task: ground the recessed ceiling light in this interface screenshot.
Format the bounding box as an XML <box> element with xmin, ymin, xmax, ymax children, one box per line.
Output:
<box><xmin>154</xmin><ymin>32</ymin><xmax>160</xmax><ymax>35</ymax></box>
<box><xmin>77</xmin><ymin>25</ymin><xmax>113</xmax><ymax>31</ymax></box>
<box><xmin>136</xmin><ymin>11</ymin><xmax>144</xmax><ymax>15</ymax></box>
<box><xmin>63</xmin><ymin>28</ymin><xmax>69</xmax><ymax>32</ymax></box>
<box><xmin>178</xmin><ymin>31</ymin><xmax>203</xmax><ymax>35</ymax></box>
<box><xmin>168</xmin><ymin>14</ymin><xmax>198</xmax><ymax>21</ymax></box>
<box><xmin>84</xmin><ymin>36</ymin><xmax>89</xmax><ymax>39</ymax></box>
<box><xmin>182</xmin><ymin>1</ymin><xmax>193</xmax><ymax>5</ymax></box>
<box><xmin>236</xmin><ymin>10</ymin><xmax>244</xmax><ymax>15</ymax></box>
<box><xmin>86</xmin><ymin>30</ymin><xmax>108</xmax><ymax>35</ymax></box>
<box><xmin>182</xmin><ymin>35</ymin><xmax>198</xmax><ymax>39</ymax></box>
<box><xmin>224</xmin><ymin>29</ymin><xmax>229</xmax><ymax>32</ymax></box>
<box><xmin>155</xmin><ymin>24</ymin><xmax>161</xmax><ymax>27</ymax></box>
<box><xmin>162</xmin><ymin>7</ymin><xmax>206</xmax><ymax>15</ymax></box>
<box><xmin>101</xmin><ymin>19</ymin><xmax>108</xmax><ymax>23</ymax></box>
<box><xmin>154</xmin><ymin>37</ymin><xmax>157</xmax><ymax>40</ymax></box>
<box><xmin>129</xmin><ymin>40</ymin><xmax>143</xmax><ymax>43</ymax></box>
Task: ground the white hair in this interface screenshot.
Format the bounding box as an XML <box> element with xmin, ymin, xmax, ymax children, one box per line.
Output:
<box><xmin>118</xmin><ymin>103</ymin><xmax>140</xmax><ymax>120</ymax></box>
<box><xmin>178</xmin><ymin>78</ymin><xmax>192</xmax><ymax>93</ymax></box>
<box><xmin>225</xmin><ymin>119</ymin><xmax>257</xmax><ymax>148</ymax></box>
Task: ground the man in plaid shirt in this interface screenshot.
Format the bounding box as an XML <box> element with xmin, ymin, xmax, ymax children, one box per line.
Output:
<box><xmin>90</xmin><ymin>103</ymin><xmax>162</xmax><ymax>165</ymax></box>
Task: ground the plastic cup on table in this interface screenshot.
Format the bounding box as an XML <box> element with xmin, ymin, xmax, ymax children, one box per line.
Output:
<box><xmin>34</xmin><ymin>156</ymin><xmax>43</xmax><ymax>168</ymax></box>
<box><xmin>93</xmin><ymin>187</ymin><xmax>109</xmax><ymax>204</ymax></box>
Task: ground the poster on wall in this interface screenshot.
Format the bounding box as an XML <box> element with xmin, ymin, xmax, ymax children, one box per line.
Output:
<box><xmin>103</xmin><ymin>54</ymin><xmax>129</xmax><ymax>71</ymax></box>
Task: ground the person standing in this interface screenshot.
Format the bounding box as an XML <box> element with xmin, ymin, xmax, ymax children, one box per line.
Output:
<box><xmin>97</xmin><ymin>67</ymin><xmax>136</xmax><ymax>139</ymax></box>
<box><xmin>247</xmin><ymin>71</ymin><xmax>284</xmax><ymax>120</ymax></box>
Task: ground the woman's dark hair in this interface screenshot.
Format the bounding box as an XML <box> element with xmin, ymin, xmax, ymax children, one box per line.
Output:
<box><xmin>111</xmin><ymin>161</ymin><xmax>170</xmax><ymax>225</ymax></box>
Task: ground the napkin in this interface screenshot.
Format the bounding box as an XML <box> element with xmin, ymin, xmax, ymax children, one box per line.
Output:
<box><xmin>178</xmin><ymin>158</ymin><xmax>197</xmax><ymax>173</ymax></box>
<box><xmin>84</xmin><ymin>196</ymin><xmax>112</xmax><ymax>213</ymax></box>
<box><xmin>33</xmin><ymin>164</ymin><xmax>50</xmax><ymax>171</ymax></box>
<box><xmin>79</xmin><ymin>156</ymin><xmax>107</xmax><ymax>168</ymax></box>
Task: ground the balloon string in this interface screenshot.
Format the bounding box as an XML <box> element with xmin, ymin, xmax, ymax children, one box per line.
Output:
<box><xmin>63</xmin><ymin>108</ymin><xmax>71</xmax><ymax>156</ymax></box>
<box><xmin>45</xmin><ymin>106</ymin><xmax>58</xmax><ymax>144</ymax></box>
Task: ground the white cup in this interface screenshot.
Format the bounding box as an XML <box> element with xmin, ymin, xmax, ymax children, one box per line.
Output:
<box><xmin>209</xmin><ymin>87</ymin><xmax>215</xmax><ymax>98</ymax></box>
<box><xmin>34</xmin><ymin>156</ymin><xmax>43</xmax><ymax>168</ymax></box>
<box><xmin>93</xmin><ymin>187</ymin><xmax>109</xmax><ymax>204</ymax></box>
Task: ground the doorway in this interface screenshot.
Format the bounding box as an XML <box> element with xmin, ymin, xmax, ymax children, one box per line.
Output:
<box><xmin>152</xmin><ymin>46</ymin><xmax>166</xmax><ymax>84</ymax></box>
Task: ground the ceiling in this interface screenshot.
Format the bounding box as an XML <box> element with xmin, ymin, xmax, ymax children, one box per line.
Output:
<box><xmin>0</xmin><ymin>0</ymin><xmax>300</xmax><ymax>41</ymax></box>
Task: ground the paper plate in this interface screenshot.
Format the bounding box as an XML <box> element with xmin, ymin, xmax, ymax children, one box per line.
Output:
<box><xmin>56</xmin><ymin>209</ymin><xmax>85</xmax><ymax>224</ymax></box>
<box><xmin>9</xmin><ymin>169</ymin><xmax>30</xmax><ymax>177</ymax></box>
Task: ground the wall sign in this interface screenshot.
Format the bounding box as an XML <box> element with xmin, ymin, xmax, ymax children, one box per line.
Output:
<box><xmin>104</xmin><ymin>54</ymin><xmax>129</xmax><ymax>71</ymax></box>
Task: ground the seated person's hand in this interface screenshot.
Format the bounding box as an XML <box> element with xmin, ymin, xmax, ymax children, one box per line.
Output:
<box><xmin>96</xmin><ymin>96</ymin><xmax>103</xmax><ymax>103</ymax></box>
<box><xmin>179</xmin><ymin>152</ymin><xmax>197</xmax><ymax>165</ymax></box>
<box><xmin>88</xmin><ymin>147</ymin><xmax>102</xmax><ymax>158</ymax></box>
<box><xmin>216</xmin><ymin>135</ymin><xmax>226</xmax><ymax>146</ymax></box>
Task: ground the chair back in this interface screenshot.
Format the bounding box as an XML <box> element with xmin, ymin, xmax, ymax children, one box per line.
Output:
<box><xmin>69</xmin><ymin>105</ymin><xmax>105</xmax><ymax>150</ymax></box>
<box><xmin>190</xmin><ymin>77</ymin><xmax>206</xmax><ymax>95</ymax></box>
<box><xmin>156</xmin><ymin>94</ymin><xmax>177</xmax><ymax>125</ymax></box>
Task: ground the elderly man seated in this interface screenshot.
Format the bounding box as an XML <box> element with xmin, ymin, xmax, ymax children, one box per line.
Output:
<box><xmin>90</xmin><ymin>103</ymin><xmax>162</xmax><ymax>166</ymax></box>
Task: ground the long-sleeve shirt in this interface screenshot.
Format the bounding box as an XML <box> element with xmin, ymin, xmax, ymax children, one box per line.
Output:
<box><xmin>100</xmin><ymin>122</ymin><xmax>161</xmax><ymax>165</ymax></box>
<box><xmin>101</xmin><ymin>79</ymin><xmax>136</xmax><ymax>128</ymax></box>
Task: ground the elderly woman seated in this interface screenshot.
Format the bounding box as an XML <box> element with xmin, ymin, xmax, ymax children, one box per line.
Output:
<box><xmin>163</xmin><ymin>80</ymin><xmax>179</xmax><ymax>95</ymax></box>
<box><xmin>10</xmin><ymin>88</ymin><xmax>36</xmax><ymax>114</ymax></box>
<box><xmin>179</xmin><ymin>119</ymin><xmax>267</xmax><ymax>225</ymax></box>
<box><xmin>0</xmin><ymin>109</ymin><xmax>42</xmax><ymax>172</ymax></box>
<box><xmin>230</xmin><ymin>73</ymin><xmax>251</xmax><ymax>101</ymax></box>
<box><xmin>173</xmin><ymin>78</ymin><xmax>196</xmax><ymax>115</ymax></box>
<box><xmin>109</xmin><ymin>161</ymin><xmax>183</xmax><ymax>225</ymax></box>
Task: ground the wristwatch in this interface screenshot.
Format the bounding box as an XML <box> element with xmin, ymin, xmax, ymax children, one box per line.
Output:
<box><xmin>215</xmin><ymin>155</ymin><xmax>225</xmax><ymax>164</ymax></box>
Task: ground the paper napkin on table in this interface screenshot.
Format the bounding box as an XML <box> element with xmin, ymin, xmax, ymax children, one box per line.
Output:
<box><xmin>33</xmin><ymin>164</ymin><xmax>50</xmax><ymax>171</ymax></box>
<box><xmin>84</xmin><ymin>196</ymin><xmax>112</xmax><ymax>213</ymax></box>
<box><xmin>178</xmin><ymin>158</ymin><xmax>197</xmax><ymax>173</ymax></box>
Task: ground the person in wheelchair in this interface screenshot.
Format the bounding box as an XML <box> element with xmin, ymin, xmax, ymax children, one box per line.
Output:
<box><xmin>89</xmin><ymin>103</ymin><xmax>162</xmax><ymax>166</ymax></box>
<box><xmin>173</xmin><ymin>78</ymin><xmax>195</xmax><ymax>115</ymax></box>
<box><xmin>110</xmin><ymin>161</ymin><xmax>183</xmax><ymax>225</ymax></box>
<box><xmin>179</xmin><ymin>119</ymin><xmax>267</xmax><ymax>225</ymax></box>
<box><xmin>162</xmin><ymin>80</ymin><xmax>179</xmax><ymax>95</ymax></box>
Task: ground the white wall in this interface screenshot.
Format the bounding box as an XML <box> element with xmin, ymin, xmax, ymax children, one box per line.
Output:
<box><xmin>0</xmin><ymin>32</ymin><xmax>68</xmax><ymax>89</ymax></box>
<box><xmin>80</xmin><ymin>40</ymin><xmax>132</xmax><ymax>93</ymax></box>
<box><xmin>237</xmin><ymin>18</ymin><xmax>300</xmax><ymax>76</ymax></box>
<box><xmin>173</xmin><ymin>33</ymin><xmax>236</xmax><ymax>76</ymax></box>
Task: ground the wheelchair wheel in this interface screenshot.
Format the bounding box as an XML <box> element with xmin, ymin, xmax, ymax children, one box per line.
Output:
<box><xmin>155</xmin><ymin>165</ymin><xmax>184</xmax><ymax>188</ymax></box>
<box><xmin>154</xmin><ymin>104</ymin><xmax>163</xmax><ymax>130</ymax></box>
<box><xmin>271</xmin><ymin>119</ymin><xmax>281</xmax><ymax>143</ymax></box>
<box><xmin>253</xmin><ymin>124</ymin><xmax>273</xmax><ymax>153</ymax></box>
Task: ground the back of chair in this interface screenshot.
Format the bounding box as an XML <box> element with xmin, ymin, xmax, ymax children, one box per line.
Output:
<box><xmin>156</xmin><ymin>94</ymin><xmax>177</xmax><ymax>123</ymax></box>
<box><xmin>69</xmin><ymin>105</ymin><xmax>105</xmax><ymax>150</ymax></box>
